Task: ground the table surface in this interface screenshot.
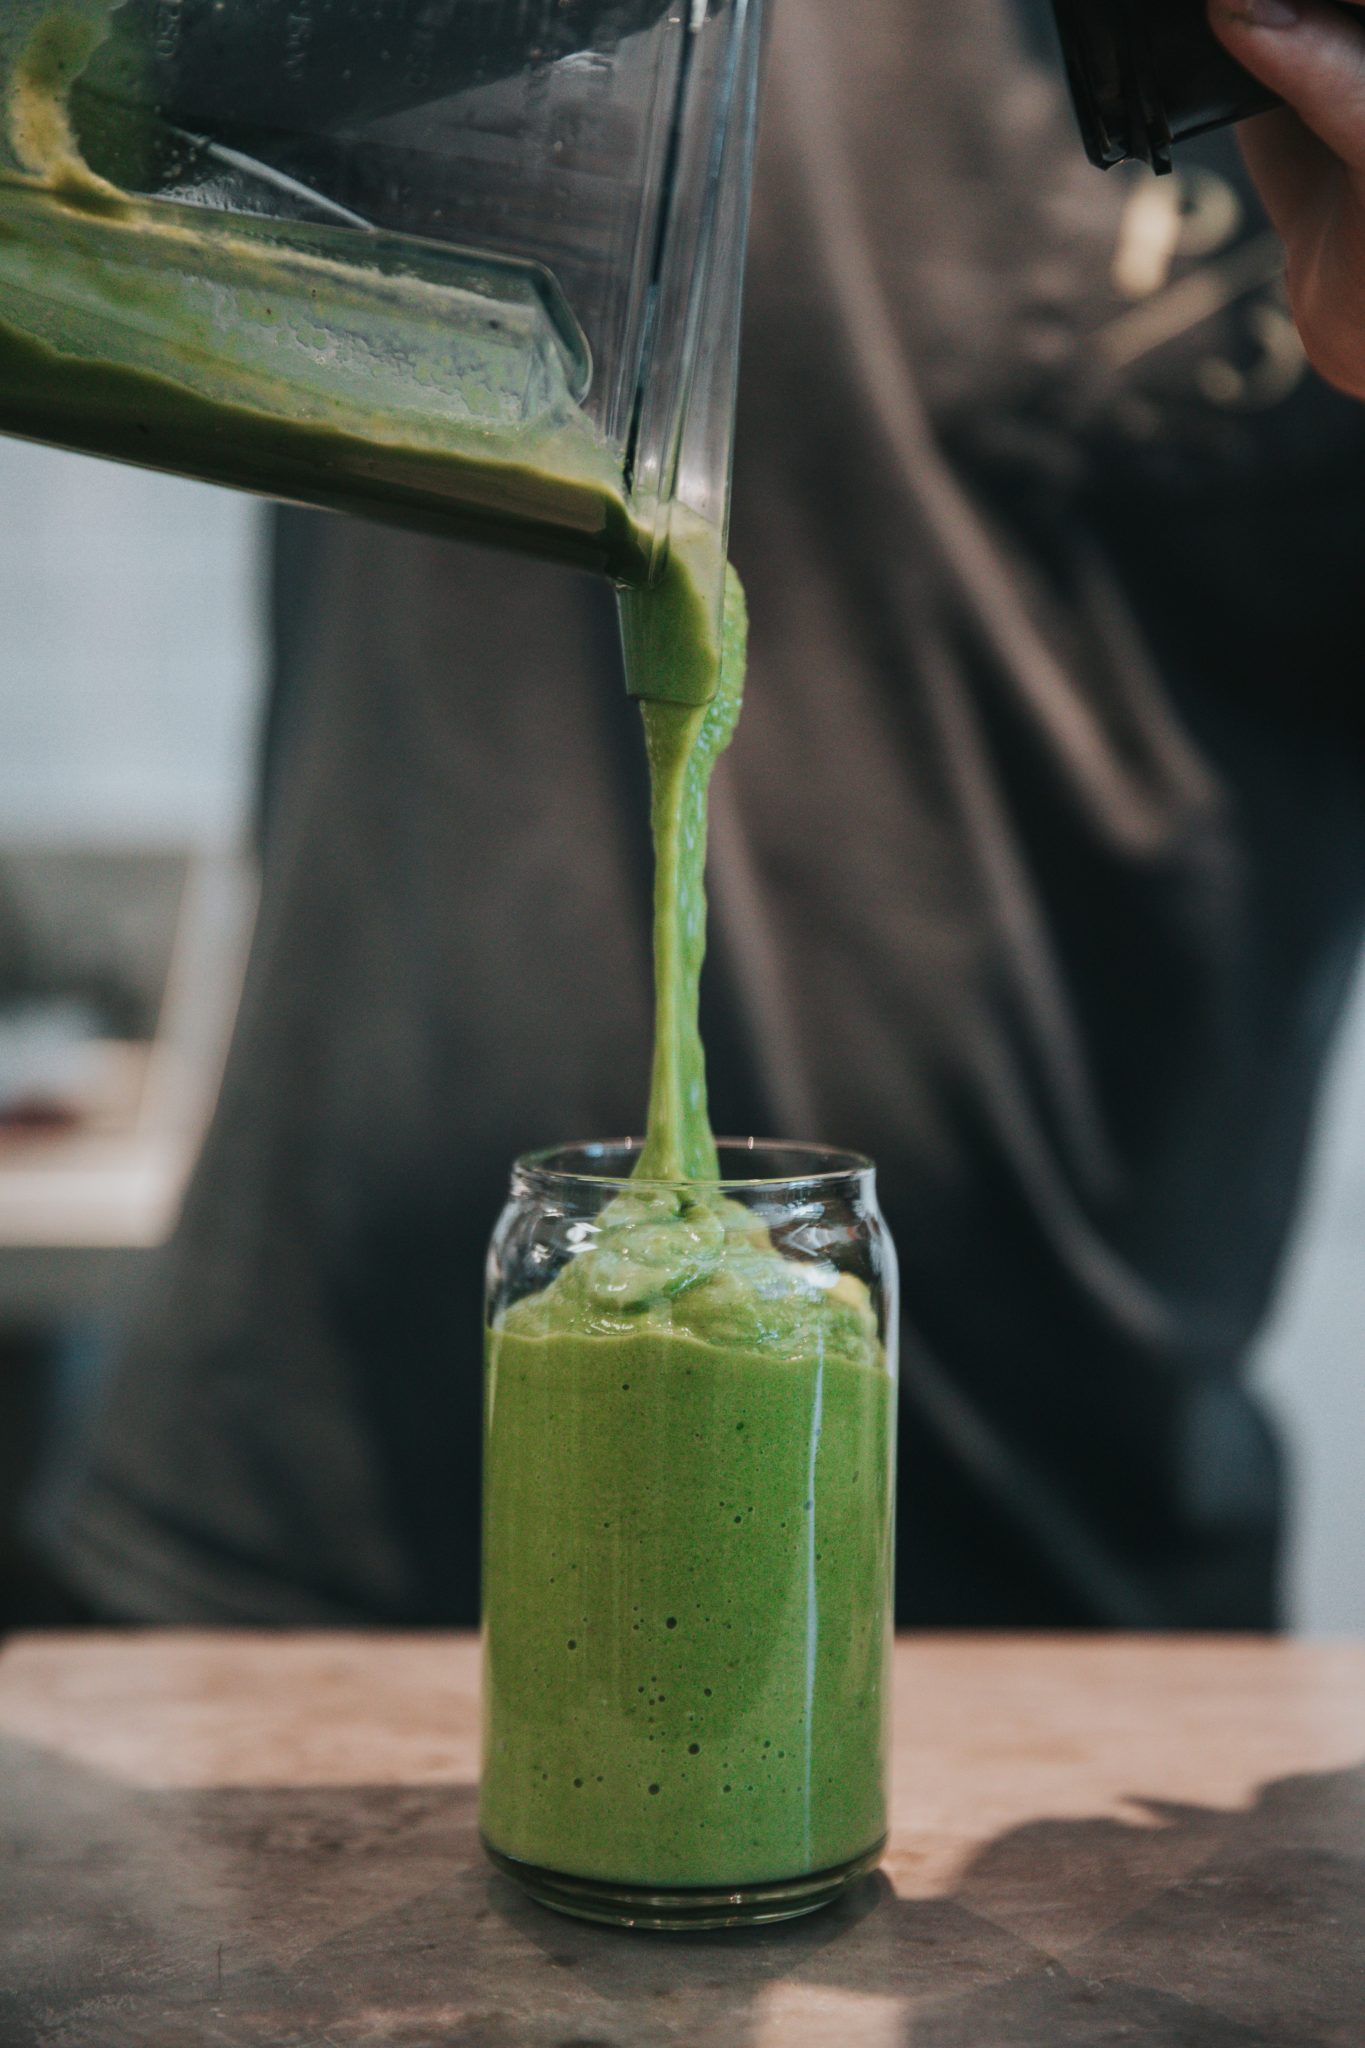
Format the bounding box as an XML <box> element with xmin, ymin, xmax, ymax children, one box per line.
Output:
<box><xmin>2</xmin><ymin>1632</ymin><xmax>1362</xmax><ymax>2047</ymax></box>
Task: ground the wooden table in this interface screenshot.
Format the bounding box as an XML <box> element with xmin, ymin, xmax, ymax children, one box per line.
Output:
<box><xmin>2</xmin><ymin>1634</ymin><xmax>1362</xmax><ymax>2046</ymax></box>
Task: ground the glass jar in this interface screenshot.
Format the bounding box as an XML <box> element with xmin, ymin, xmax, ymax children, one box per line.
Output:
<box><xmin>480</xmin><ymin>1139</ymin><xmax>899</xmax><ymax>1931</ymax></box>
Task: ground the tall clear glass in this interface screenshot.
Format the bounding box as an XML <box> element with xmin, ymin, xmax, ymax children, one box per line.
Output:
<box><xmin>0</xmin><ymin>0</ymin><xmax>763</xmax><ymax>657</ymax></box>
<box><xmin>481</xmin><ymin>1140</ymin><xmax>899</xmax><ymax>1930</ymax></box>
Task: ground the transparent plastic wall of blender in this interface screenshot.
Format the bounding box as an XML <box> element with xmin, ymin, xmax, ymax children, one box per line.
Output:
<box><xmin>0</xmin><ymin>0</ymin><xmax>763</xmax><ymax>676</ymax></box>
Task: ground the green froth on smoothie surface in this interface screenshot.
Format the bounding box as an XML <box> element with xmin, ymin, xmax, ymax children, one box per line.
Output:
<box><xmin>501</xmin><ymin>1182</ymin><xmax>881</xmax><ymax>1367</ymax></box>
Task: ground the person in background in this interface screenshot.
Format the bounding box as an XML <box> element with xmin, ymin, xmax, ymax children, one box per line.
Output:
<box><xmin>35</xmin><ymin>0</ymin><xmax>1365</xmax><ymax>1630</ymax></box>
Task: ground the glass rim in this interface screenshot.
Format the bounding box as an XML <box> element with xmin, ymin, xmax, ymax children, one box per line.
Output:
<box><xmin>512</xmin><ymin>1136</ymin><xmax>874</xmax><ymax>1192</ymax></box>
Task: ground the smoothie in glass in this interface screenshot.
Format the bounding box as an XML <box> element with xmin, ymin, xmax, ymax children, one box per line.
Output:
<box><xmin>481</xmin><ymin>564</ymin><xmax>898</xmax><ymax>1927</ymax></box>
<box><xmin>482</xmin><ymin>1165</ymin><xmax>895</xmax><ymax>1910</ymax></box>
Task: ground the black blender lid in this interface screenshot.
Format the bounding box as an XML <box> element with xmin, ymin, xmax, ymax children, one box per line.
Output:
<box><xmin>1051</xmin><ymin>0</ymin><xmax>1279</xmax><ymax>172</ymax></box>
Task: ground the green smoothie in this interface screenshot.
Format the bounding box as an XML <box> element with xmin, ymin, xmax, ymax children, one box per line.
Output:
<box><xmin>482</xmin><ymin>576</ymin><xmax>896</xmax><ymax>1897</ymax></box>
<box><xmin>482</xmin><ymin>1349</ymin><xmax>892</xmax><ymax>1887</ymax></box>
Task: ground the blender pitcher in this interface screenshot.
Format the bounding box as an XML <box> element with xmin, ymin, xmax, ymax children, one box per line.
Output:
<box><xmin>0</xmin><ymin>0</ymin><xmax>764</xmax><ymax>693</ymax></box>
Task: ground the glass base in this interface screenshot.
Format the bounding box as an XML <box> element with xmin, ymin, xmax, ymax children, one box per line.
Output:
<box><xmin>482</xmin><ymin>1835</ymin><xmax>887</xmax><ymax>1931</ymax></box>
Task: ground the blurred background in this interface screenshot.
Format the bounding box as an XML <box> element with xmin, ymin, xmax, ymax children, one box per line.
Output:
<box><xmin>0</xmin><ymin>435</ymin><xmax>1361</xmax><ymax>1636</ymax></box>
<box><xmin>0</xmin><ymin>439</ymin><xmax>261</xmax><ymax>1626</ymax></box>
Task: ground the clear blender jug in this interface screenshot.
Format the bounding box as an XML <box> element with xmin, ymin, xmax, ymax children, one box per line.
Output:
<box><xmin>0</xmin><ymin>0</ymin><xmax>763</xmax><ymax>696</ymax></box>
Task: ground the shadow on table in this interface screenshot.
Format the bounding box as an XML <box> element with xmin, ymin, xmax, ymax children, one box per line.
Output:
<box><xmin>1</xmin><ymin>1736</ymin><xmax>1362</xmax><ymax>2048</ymax></box>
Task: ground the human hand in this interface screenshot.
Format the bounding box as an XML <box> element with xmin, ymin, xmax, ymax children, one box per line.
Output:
<box><xmin>1209</xmin><ymin>0</ymin><xmax>1365</xmax><ymax>397</ymax></box>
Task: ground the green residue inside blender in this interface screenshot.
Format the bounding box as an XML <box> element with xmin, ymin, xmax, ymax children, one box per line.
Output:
<box><xmin>0</xmin><ymin>2</ymin><xmax>653</xmax><ymax>575</ymax></box>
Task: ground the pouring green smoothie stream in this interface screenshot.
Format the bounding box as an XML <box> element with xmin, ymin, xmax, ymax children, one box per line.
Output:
<box><xmin>2</xmin><ymin>0</ymin><xmax>896</xmax><ymax>1926</ymax></box>
<box><xmin>480</xmin><ymin>564</ymin><xmax>896</xmax><ymax>1921</ymax></box>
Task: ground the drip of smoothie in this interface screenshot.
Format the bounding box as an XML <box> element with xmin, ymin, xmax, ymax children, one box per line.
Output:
<box><xmin>7</xmin><ymin>1</ymin><xmax>117</xmax><ymax>197</ymax></box>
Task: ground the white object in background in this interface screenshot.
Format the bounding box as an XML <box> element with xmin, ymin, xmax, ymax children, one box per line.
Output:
<box><xmin>0</xmin><ymin>437</ymin><xmax>264</xmax><ymax>846</ymax></box>
<box><xmin>753</xmin><ymin>1986</ymin><xmax>904</xmax><ymax>2048</ymax></box>
<box><xmin>0</xmin><ymin>850</ymin><xmax>258</xmax><ymax>1309</ymax></box>
<box><xmin>0</xmin><ymin>435</ymin><xmax>265</xmax><ymax>1309</ymax></box>
<box><xmin>0</xmin><ymin>998</ymin><xmax>110</xmax><ymax>1118</ymax></box>
<box><xmin>1255</xmin><ymin>953</ymin><xmax>1365</xmax><ymax>1636</ymax></box>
